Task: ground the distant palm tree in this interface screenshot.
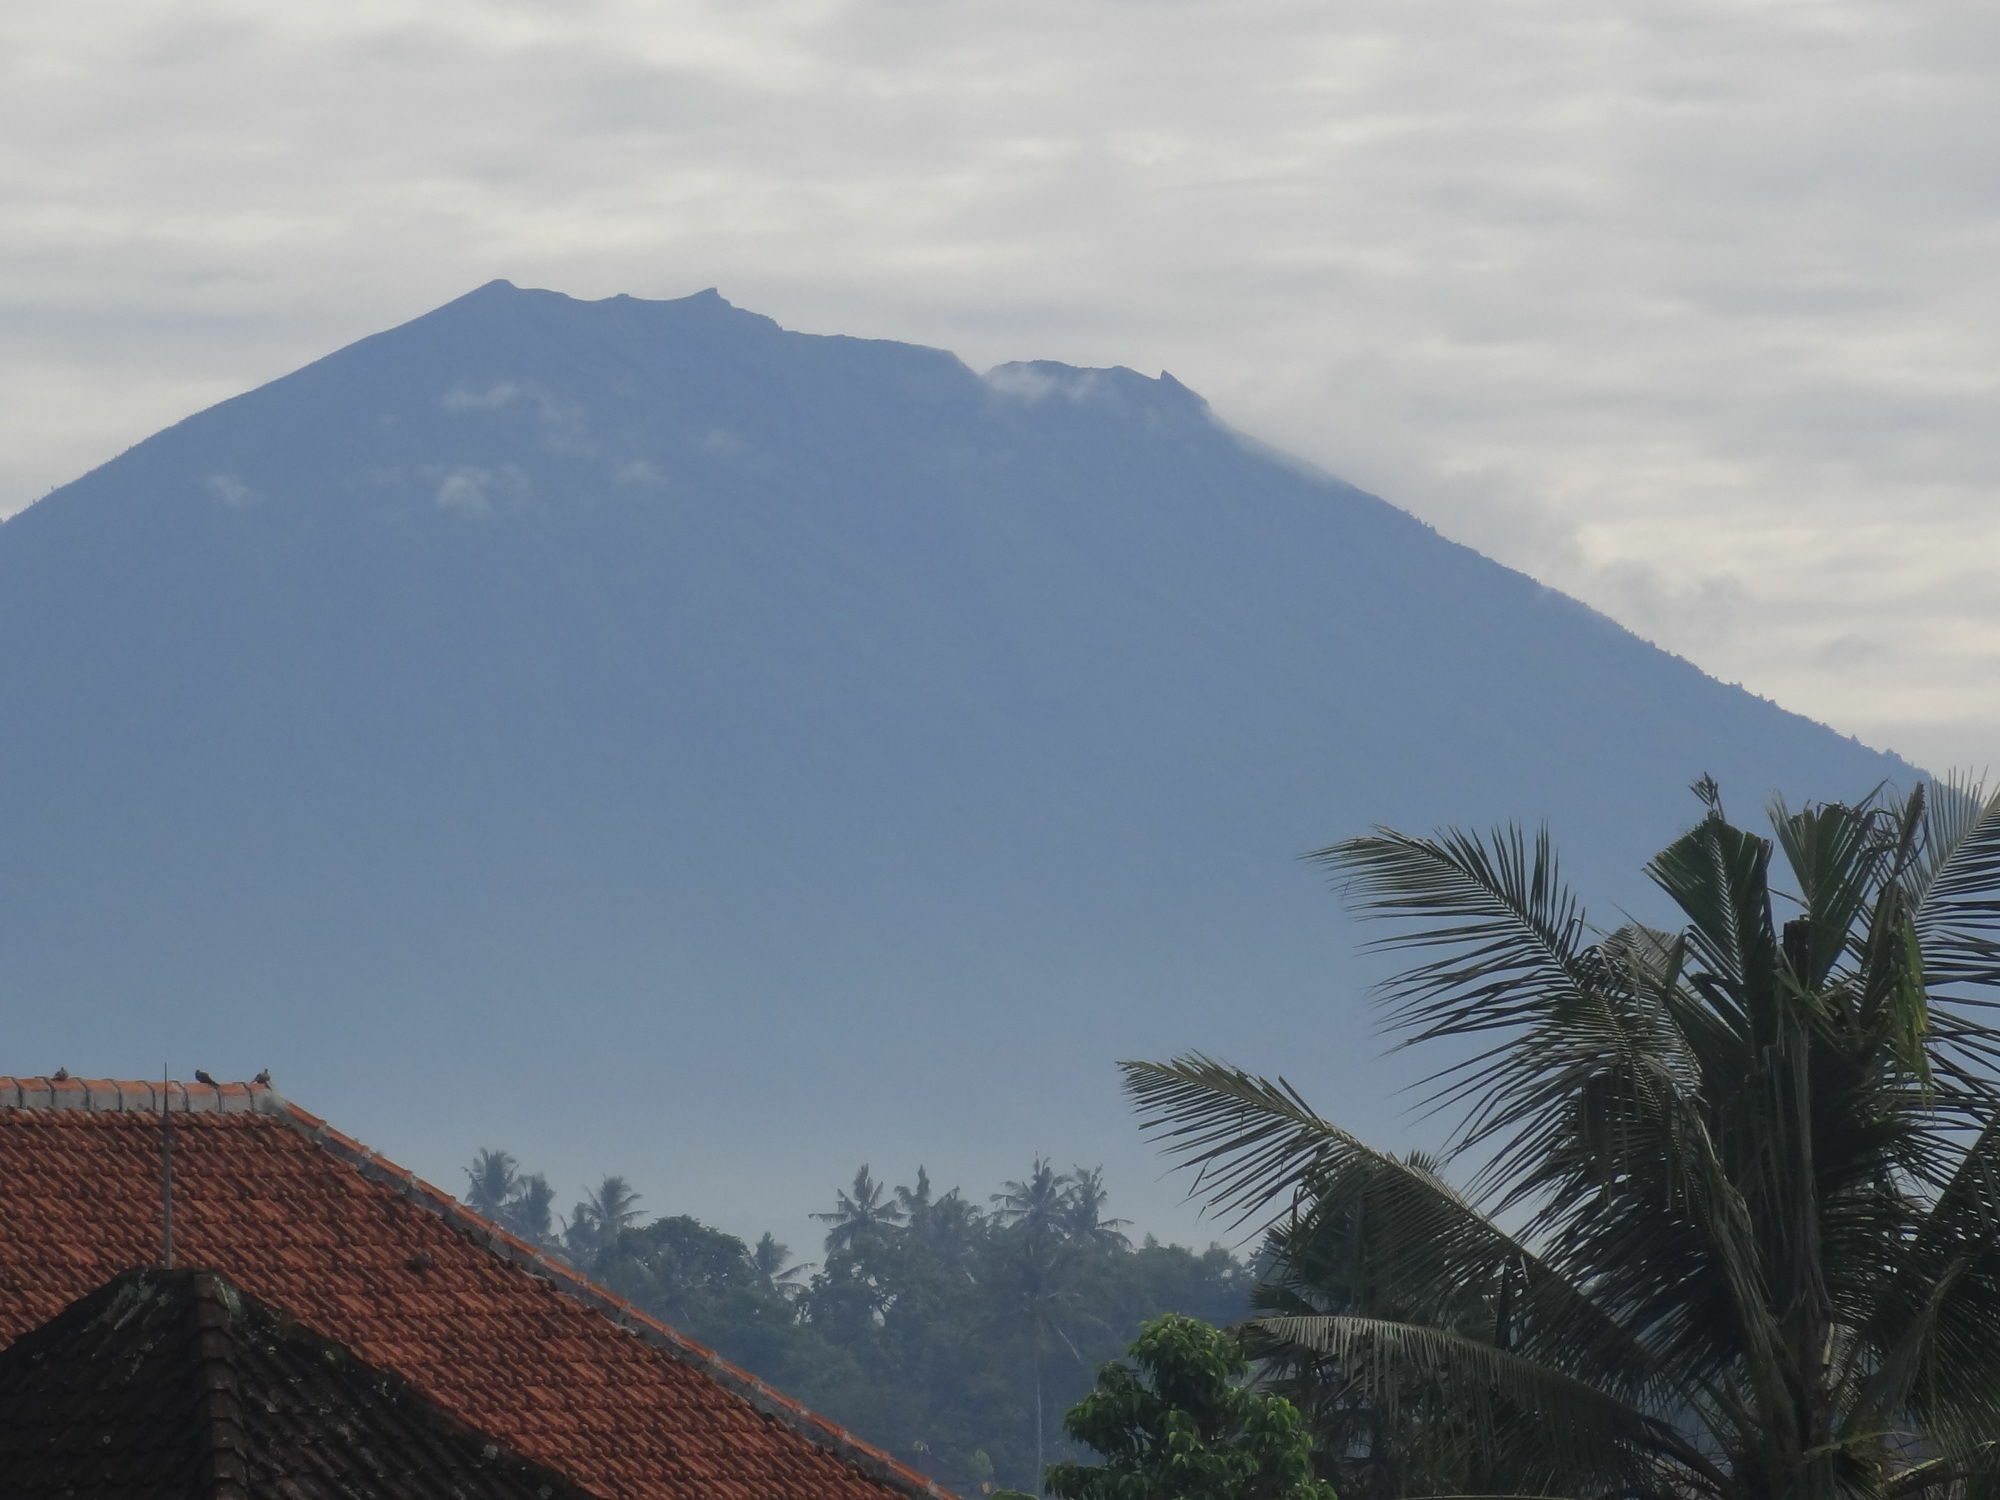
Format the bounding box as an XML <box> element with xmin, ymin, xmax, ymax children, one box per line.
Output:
<box><xmin>1127</xmin><ymin>777</ymin><xmax>2000</xmax><ymax>1500</ymax></box>
<box><xmin>994</xmin><ymin>1158</ymin><xmax>1086</xmax><ymax>1490</ymax></box>
<box><xmin>990</xmin><ymin>1158</ymin><xmax>1073</xmax><ymax>1239</ymax></box>
<box><xmin>508</xmin><ymin>1171</ymin><xmax>556</xmax><ymax>1245</ymax></box>
<box><xmin>464</xmin><ymin>1148</ymin><xmax>519</xmax><ymax>1220</ymax></box>
<box><xmin>896</xmin><ymin>1165</ymin><xmax>936</xmax><ymax>1223</ymax></box>
<box><xmin>1059</xmin><ymin>1166</ymin><xmax>1131</xmax><ymax>1252</ymax></box>
<box><xmin>565</xmin><ymin>1173</ymin><xmax>644</xmax><ymax>1268</ymax></box>
<box><xmin>747</xmin><ymin>1232</ymin><xmax>812</xmax><ymax>1299</ymax></box>
<box><xmin>813</xmin><ymin>1165</ymin><xmax>907</xmax><ymax>1256</ymax></box>
<box><xmin>900</xmin><ymin>1169</ymin><xmax>985</xmax><ymax>1274</ymax></box>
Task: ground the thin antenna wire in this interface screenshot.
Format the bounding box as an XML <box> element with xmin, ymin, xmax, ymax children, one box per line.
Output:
<box><xmin>160</xmin><ymin>1065</ymin><xmax>174</xmax><ymax>1271</ymax></box>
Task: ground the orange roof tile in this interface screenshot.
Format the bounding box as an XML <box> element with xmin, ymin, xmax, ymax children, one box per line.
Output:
<box><xmin>0</xmin><ymin>1078</ymin><xmax>956</xmax><ymax>1500</ymax></box>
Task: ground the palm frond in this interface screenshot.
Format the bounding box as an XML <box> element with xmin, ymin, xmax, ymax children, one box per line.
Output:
<box><xmin>1908</xmin><ymin>776</ymin><xmax>2000</xmax><ymax>996</ymax></box>
<box><xmin>1123</xmin><ymin>1055</ymin><xmax>1677</xmax><ymax>1406</ymax></box>
<box><xmin>1251</xmin><ymin>1314</ymin><xmax>1728</xmax><ymax>1500</ymax></box>
<box><xmin>1645</xmin><ymin>810</ymin><xmax>1778</xmax><ymax>1029</ymax></box>
<box><xmin>1121</xmin><ymin>1054</ymin><xmax>1350</xmax><ymax>1229</ymax></box>
<box><xmin>1312</xmin><ymin>825</ymin><xmax>1592</xmax><ymax>1053</ymax></box>
<box><xmin>1311</xmin><ymin>826</ymin><xmax>1682</xmax><ymax>1172</ymax></box>
<box><xmin>1861</xmin><ymin>1114</ymin><xmax>2000</xmax><ymax>1446</ymax></box>
<box><xmin>1768</xmin><ymin>791</ymin><xmax>1894</xmax><ymax>988</ymax></box>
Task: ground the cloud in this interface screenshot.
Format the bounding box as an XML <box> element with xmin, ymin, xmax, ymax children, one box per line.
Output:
<box><xmin>433</xmin><ymin>467</ymin><xmax>495</xmax><ymax>516</ymax></box>
<box><xmin>431</xmin><ymin>463</ymin><xmax>530</xmax><ymax>516</ymax></box>
<box><xmin>1</xmin><ymin>0</ymin><xmax>1997</xmax><ymax>767</ymax></box>
<box><xmin>612</xmin><ymin>457</ymin><xmax>665</xmax><ymax>488</ymax></box>
<box><xmin>441</xmin><ymin>381</ymin><xmax>523</xmax><ymax>412</ymax></box>
<box><xmin>442</xmin><ymin>379</ymin><xmax>594</xmax><ymax>453</ymax></box>
<box><xmin>697</xmin><ymin>427</ymin><xmax>748</xmax><ymax>458</ymax></box>
<box><xmin>204</xmin><ymin>472</ymin><xmax>257</xmax><ymax>507</ymax></box>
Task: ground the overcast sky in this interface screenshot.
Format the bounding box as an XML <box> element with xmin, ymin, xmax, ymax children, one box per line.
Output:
<box><xmin>5</xmin><ymin>0</ymin><xmax>1996</xmax><ymax>772</ymax></box>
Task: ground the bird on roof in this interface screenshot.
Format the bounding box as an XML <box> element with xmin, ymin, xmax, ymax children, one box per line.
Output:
<box><xmin>253</xmin><ymin>1069</ymin><xmax>272</xmax><ymax>1086</ymax></box>
<box><xmin>51</xmin><ymin>1067</ymin><xmax>68</xmax><ymax>1081</ymax></box>
<box><xmin>194</xmin><ymin>1069</ymin><xmax>217</xmax><ymax>1086</ymax></box>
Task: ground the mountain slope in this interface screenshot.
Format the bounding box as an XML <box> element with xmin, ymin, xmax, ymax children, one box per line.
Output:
<box><xmin>0</xmin><ymin>282</ymin><xmax>1911</xmax><ymax>1234</ymax></box>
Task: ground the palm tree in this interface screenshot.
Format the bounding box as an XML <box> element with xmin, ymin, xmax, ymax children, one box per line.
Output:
<box><xmin>565</xmin><ymin>1173</ymin><xmax>644</xmax><ymax>1269</ymax></box>
<box><xmin>991</xmin><ymin>1158</ymin><xmax>1074</xmax><ymax>1239</ymax></box>
<box><xmin>813</xmin><ymin>1165</ymin><xmax>907</xmax><ymax>1256</ymax></box>
<box><xmin>464</xmin><ymin>1148</ymin><xmax>520</xmax><ymax>1219</ymax></box>
<box><xmin>994</xmin><ymin>1159</ymin><xmax>1087</xmax><ymax>1489</ymax></box>
<box><xmin>508</xmin><ymin>1171</ymin><xmax>556</xmax><ymax>1245</ymax></box>
<box><xmin>1059</xmin><ymin>1166</ymin><xmax>1132</xmax><ymax>1252</ymax></box>
<box><xmin>897</xmin><ymin>1165</ymin><xmax>936</xmax><ymax>1222</ymax></box>
<box><xmin>747</xmin><ymin>1231</ymin><xmax>813</xmax><ymax>1299</ymax></box>
<box><xmin>1125</xmin><ymin>777</ymin><xmax>2000</xmax><ymax>1500</ymax></box>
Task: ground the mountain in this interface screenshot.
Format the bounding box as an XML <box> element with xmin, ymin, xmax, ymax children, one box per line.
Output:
<box><xmin>0</xmin><ymin>282</ymin><xmax>1911</xmax><ymax>1237</ymax></box>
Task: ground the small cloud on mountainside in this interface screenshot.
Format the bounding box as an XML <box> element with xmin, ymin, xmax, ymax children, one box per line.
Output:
<box><xmin>205</xmin><ymin>473</ymin><xmax>257</xmax><ymax>508</ymax></box>
<box><xmin>431</xmin><ymin>463</ymin><xmax>532</xmax><ymax>517</ymax></box>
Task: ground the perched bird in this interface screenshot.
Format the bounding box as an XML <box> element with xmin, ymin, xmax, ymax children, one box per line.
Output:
<box><xmin>51</xmin><ymin>1067</ymin><xmax>68</xmax><ymax>1081</ymax></box>
<box><xmin>193</xmin><ymin>1069</ymin><xmax>217</xmax><ymax>1086</ymax></box>
<box><xmin>253</xmin><ymin>1069</ymin><xmax>272</xmax><ymax>1086</ymax></box>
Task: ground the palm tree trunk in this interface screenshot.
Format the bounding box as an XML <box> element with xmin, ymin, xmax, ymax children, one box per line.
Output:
<box><xmin>1033</xmin><ymin>1321</ymin><xmax>1045</xmax><ymax>1495</ymax></box>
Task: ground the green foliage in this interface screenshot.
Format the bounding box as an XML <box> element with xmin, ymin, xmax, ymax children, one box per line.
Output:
<box><xmin>1045</xmin><ymin>1314</ymin><xmax>1335</xmax><ymax>1500</ymax></box>
<box><xmin>1126</xmin><ymin>776</ymin><xmax>2000</xmax><ymax>1500</ymax></box>
<box><xmin>459</xmin><ymin>1148</ymin><xmax>1252</xmax><ymax>1495</ymax></box>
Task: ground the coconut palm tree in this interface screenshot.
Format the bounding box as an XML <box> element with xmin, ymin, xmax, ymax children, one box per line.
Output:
<box><xmin>992</xmin><ymin>1159</ymin><xmax>1075</xmax><ymax>1239</ymax></box>
<box><xmin>994</xmin><ymin>1159</ymin><xmax>1089</xmax><ymax>1488</ymax></box>
<box><xmin>509</xmin><ymin>1171</ymin><xmax>556</xmax><ymax>1245</ymax></box>
<box><xmin>464</xmin><ymin>1148</ymin><xmax>520</xmax><ymax>1219</ymax></box>
<box><xmin>1060</xmin><ymin>1166</ymin><xmax>1132</xmax><ymax>1252</ymax></box>
<box><xmin>1125</xmin><ymin>777</ymin><xmax>2000</xmax><ymax>1500</ymax></box>
<box><xmin>813</xmin><ymin>1165</ymin><xmax>907</xmax><ymax>1256</ymax></box>
<box><xmin>565</xmin><ymin>1173</ymin><xmax>644</xmax><ymax>1270</ymax></box>
<box><xmin>747</xmin><ymin>1232</ymin><xmax>813</xmax><ymax>1299</ymax></box>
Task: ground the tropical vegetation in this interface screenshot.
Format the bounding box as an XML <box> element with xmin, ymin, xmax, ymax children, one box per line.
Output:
<box><xmin>459</xmin><ymin>1151</ymin><xmax>1251</xmax><ymax>1494</ymax></box>
<box><xmin>1126</xmin><ymin>777</ymin><xmax>2000</xmax><ymax>1500</ymax></box>
<box><xmin>1043</xmin><ymin>1312</ymin><xmax>1337</xmax><ymax>1500</ymax></box>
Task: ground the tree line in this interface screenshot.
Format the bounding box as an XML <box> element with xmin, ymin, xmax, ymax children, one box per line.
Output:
<box><xmin>460</xmin><ymin>1149</ymin><xmax>1252</xmax><ymax>1494</ymax></box>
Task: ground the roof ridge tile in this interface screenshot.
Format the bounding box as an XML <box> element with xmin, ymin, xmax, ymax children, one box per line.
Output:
<box><xmin>0</xmin><ymin>1077</ymin><xmax>280</xmax><ymax>1114</ymax></box>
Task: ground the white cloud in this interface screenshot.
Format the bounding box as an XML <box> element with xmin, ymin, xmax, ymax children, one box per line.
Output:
<box><xmin>0</xmin><ymin>0</ymin><xmax>1996</xmax><ymax>767</ymax></box>
<box><xmin>433</xmin><ymin>466</ymin><xmax>495</xmax><ymax>516</ymax></box>
<box><xmin>980</xmin><ymin>365</ymin><xmax>1064</xmax><ymax>403</ymax></box>
<box><xmin>431</xmin><ymin>462</ymin><xmax>531</xmax><ymax>515</ymax></box>
<box><xmin>204</xmin><ymin>472</ymin><xmax>257</xmax><ymax>507</ymax></box>
<box><xmin>443</xmin><ymin>379</ymin><xmax>594</xmax><ymax>452</ymax></box>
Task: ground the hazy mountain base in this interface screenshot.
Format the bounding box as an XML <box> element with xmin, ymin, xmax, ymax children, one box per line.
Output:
<box><xmin>0</xmin><ymin>282</ymin><xmax>1914</xmax><ymax>1235</ymax></box>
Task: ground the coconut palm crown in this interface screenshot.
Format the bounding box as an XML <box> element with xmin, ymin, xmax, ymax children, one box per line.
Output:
<box><xmin>1126</xmin><ymin>777</ymin><xmax>2000</xmax><ymax>1500</ymax></box>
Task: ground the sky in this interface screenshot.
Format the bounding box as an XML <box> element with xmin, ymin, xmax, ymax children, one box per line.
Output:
<box><xmin>4</xmin><ymin>2</ymin><xmax>1996</xmax><ymax>767</ymax></box>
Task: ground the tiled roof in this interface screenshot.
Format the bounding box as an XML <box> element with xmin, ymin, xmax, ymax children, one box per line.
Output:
<box><xmin>0</xmin><ymin>1266</ymin><xmax>597</xmax><ymax>1498</ymax></box>
<box><xmin>0</xmin><ymin>1078</ymin><xmax>955</xmax><ymax>1500</ymax></box>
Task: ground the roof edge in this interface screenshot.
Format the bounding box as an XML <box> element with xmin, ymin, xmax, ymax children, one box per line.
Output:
<box><xmin>280</xmin><ymin>1102</ymin><xmax>954</xmax><ymax>1500</ymax></box>
<box><xmin>0</xmin><ymin>1080</ymin><xmax>955</xmax><ymax>1500</ymax></box>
